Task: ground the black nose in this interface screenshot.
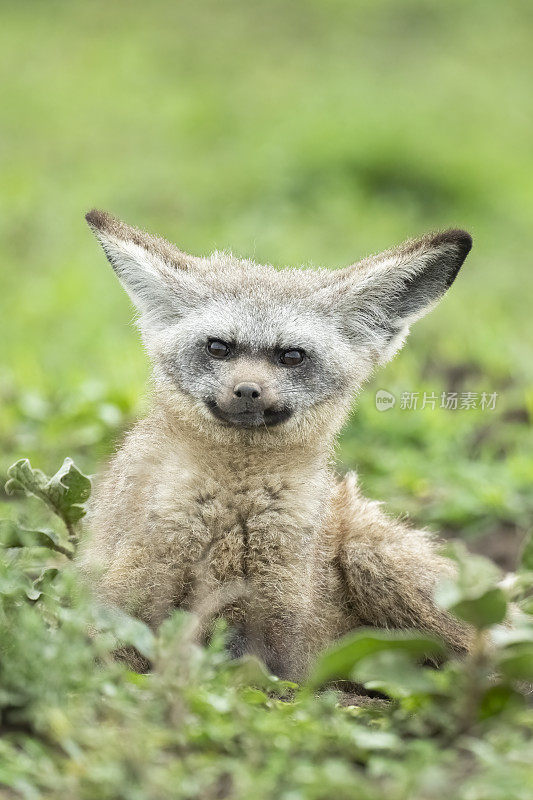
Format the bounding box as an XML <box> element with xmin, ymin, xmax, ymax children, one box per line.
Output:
<box><xmin>233</xmin><ymin>382</ymin><xmax>262</xmax><ymax>400</ymax></box>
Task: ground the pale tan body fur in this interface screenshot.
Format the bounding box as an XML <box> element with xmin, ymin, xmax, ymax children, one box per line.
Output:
<box><xmin>83</xmin><ymin>387</ymin><xmax>469</xmax><ymax>679</ymax></box>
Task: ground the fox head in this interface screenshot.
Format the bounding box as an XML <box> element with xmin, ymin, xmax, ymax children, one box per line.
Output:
<box><xmin>86</xmin><ymin>210</ymin><xmax>471</xmax><ymax>444</ymax></box>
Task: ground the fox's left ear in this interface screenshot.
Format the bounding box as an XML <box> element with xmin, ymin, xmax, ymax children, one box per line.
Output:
<box><xmin>321</xmin><ymin>229</ymin><xmax>472</xmax><ymax>364</ymax></box>
<box><xmin>85</xmin><ymin>209</ymin><xmax>204</xmax><ymax>330</ymax></box>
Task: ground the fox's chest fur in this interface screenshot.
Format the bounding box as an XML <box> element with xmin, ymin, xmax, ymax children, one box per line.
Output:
<box><xmin>148</xmin><ymin>459</ymin><xmax>331</xmax><ymax>604</ymax></box>
<box><xmin>85</xmin><ymin>420</ymin><xmax>337</xmax><ymax>627</ymax></box>
<box><xmin>158</xmin><ymin>471</ymin><xmax>330</xmax><ymax>666</ymax></box>
<box><xmin>179</xmin><ymin>474</ymin><xmax>316</xmax><ymax>579</ymax></box>
<box><xmin>83</xmin><ymin>426</ymin><xmax>344</xmax><ymax>675</ymax></box>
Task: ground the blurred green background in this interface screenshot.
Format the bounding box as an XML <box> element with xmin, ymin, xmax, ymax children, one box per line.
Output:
<box><xmin>1</xmin><ymin>0</ymin><xmax>532</xmax><ymax>564</ymax></box>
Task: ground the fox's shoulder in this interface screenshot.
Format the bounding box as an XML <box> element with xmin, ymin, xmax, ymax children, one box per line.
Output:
<box><xmin>328</xmin><ymin>470</ymin><xmax>425</xmax><ymax>549</ymax></box>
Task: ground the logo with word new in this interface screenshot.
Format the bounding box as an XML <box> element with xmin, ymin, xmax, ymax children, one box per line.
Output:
<box><xmin>375</xmin><ymin>390</ymin><xmax>396</xmax><ymax>412</ymax></box>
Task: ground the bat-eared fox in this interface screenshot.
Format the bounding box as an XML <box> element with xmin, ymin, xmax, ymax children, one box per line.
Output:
<box><xmin>79</xmin><ymin>209</ymin><xmax>473</xmax><ymax>678</ymax></box>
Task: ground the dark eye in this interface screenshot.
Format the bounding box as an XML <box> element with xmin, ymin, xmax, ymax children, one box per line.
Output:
<box><xmin>206</xmin><ymin>339</ymin><xmax>230</xmax><ymax>359</ymax></box>
<box><xmin>279</xmin><ymin>349</ymin><xmax>305</xmax><ymax>367</ymax></box>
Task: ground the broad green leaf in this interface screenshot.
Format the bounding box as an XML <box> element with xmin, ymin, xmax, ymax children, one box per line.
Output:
<box><xmin>478</xmin><ymin>685</ymin><xmax>522</xmax><ymax>720</ymax></box>
<box><xmin>351</xmin><ymin>650</ymin><xmax>443</xmax><ymax>698</ymax></box>
<box><xmin>436</xmin><ymin>543</ymin><xmax>507</xmax><ymax>629</ymax></box>
<box><xmin>437</xmin><ymin>542</ymin><xmax>501</xmax><ymax>602</ymax></box>
<box><xmin>499</xmin><ymin>643</ymin><xmax>533</xmax><ymax>682</ymax></box>
<box><xmin>0</xmin><ymin>569</ymin><xmax>34</xmax><ymax>599</ymax></box>
<box><xmin>25</xmin><ymin>585</ymin><xmax>43</xmax><ymax>601</ymax></box>
<box><xmin>307</xmin><ymin>629</ymin><xmax>445</xmax><ymax>689</ymax></box>
<box><xmin>348</xmin><ymin>727</ymin><xmax>399</xmax><ymax>751</ymax></box>
<box><xmin>45</xmin><ymin>457</ymin><xmax>92</xmax><ymax>524</ymax></box>
<box><xmin>4</xmin><ymin>457</ymin><xmax>91</xmax><ymax>530</ymax></box>
<box><xmin>26</xmin><ymin>567</ymin><xmax>60</xmax><ymax>601</ymax></box>
<box><xmin>240</xmin><ymin>686</ymin><xmax>270</xmax><ymax>706</ymax></box>
<box><xmin>5</xmin><ymin>458</ymin><xmax>48</xmax><ymax>497</ymax></box>
<box><xmin>490</xmin><ymin>623</ymin><xmax>533</xmax><ymax>648</ymax></box>
<box><xmin>91</xmin><ymin>603</ymin><xmax>155</xmax><ymax>660</ymax></box>
<box><xmin>0</xmin><ymin>520</ymin><xmax>74</xmax><ymax>558</ymax></box>
<box><xmin>497</xmin><ymin>571</ymin><xmax>533</xmax><ymax>603</ymax></box>
<box><xmin>125</xmin><ymin>671</ymin><xmax>150</xmax><ymax>687</ymax></box>
<box><xmin>451</xmin><ymin>587</ymin><xmax>508</xmax><ymax>629</ymax></box>
<box><xmin>225</xmin><ymin>654</ymin><xmax>284</xmax><ymax>690</ymax></box>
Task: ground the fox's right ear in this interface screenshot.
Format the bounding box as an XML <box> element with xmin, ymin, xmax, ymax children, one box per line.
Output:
<box><xmin>85</xmin><ymin>209</ymin><xmax>204</xmax><ymax>330</ymax></box>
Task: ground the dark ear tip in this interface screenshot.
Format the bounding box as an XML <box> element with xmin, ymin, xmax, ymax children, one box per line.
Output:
<box><xmin>432</xmin><ymin>229</ymin><xmax>472</xmax><ymax>289</ymax></box>
<box><xmin>85</xmin><ymin>208</ymin><xmax>113</xmax><ymax>231</ymax></box>
<box><xmin>432</xmin><ymin>228</ymin><xmax>473</xmax><ymax>259</ymax></box>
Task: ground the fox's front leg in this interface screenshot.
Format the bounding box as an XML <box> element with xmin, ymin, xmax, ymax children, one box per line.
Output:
<box><xmin>77</xmin><ymin>534</ymin><xmax>192</xmax><ymax>672</ymax></box>
<box><xmin>245</xmin><ymin>546</ymin><xmax>314</xmax><ymax>680</ymax></box>
<box><xmin>78</xmin><ymin>511</ymin><xmax>218</xmax><ymax>629</ymax></box>
<box><xmin>79</xmin><ymin>538</ymin><xmax>192</xmax><ymax>628</ymax></box>
<box><xmin>335</xmin><ymin>474</ymin><xmax>471</xmax><ymax>654</ymax></box>
<box><xmin>246</xmin><ymin>594</ymin><xmax>311</xmax><ymax>680</ymax></box>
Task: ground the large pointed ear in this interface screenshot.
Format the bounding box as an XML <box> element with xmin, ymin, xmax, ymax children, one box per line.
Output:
<box><xmin>319</xmin><ymin>229</ymin><xmax>472</xmax><ymax>364</ymax></box>
<box><xmin>85</xmin><ymin>209</ymin><xmax>204</xmax><ymax>330</ymax></box>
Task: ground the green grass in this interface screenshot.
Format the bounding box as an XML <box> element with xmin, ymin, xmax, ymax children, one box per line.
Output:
<box><xmin>1</xmin><ymin>0</ymin><xmax>531</xmax><ymax>552</ymax></box>
<box><xmin>1</xmin><ymin>1</ymin><xmax>533</xmax><ymax>796</ymax></box>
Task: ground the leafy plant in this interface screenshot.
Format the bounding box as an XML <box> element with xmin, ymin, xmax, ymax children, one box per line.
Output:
<box><xmin>1</xmin><ymin>456</ymin><xmax>532</xmax><ymax>799</ymax></box>
<box><xmin>4</xmin><ymin>457</ymin><xmax>91</xmax><ymax>544</ymax></box>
